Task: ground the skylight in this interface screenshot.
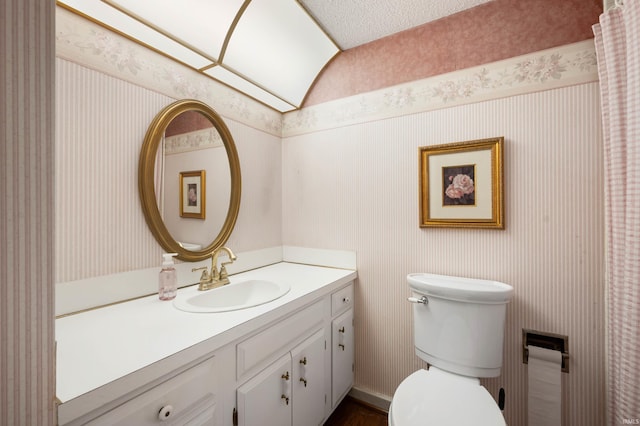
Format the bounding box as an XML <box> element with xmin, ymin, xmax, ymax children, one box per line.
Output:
<box><xmin>58</xmin><ymin>0</ymin><xmax>340</xmax><ymax>112</ymax></box>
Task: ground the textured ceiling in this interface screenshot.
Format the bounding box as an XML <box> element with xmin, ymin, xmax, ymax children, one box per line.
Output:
<box><xmin>300</xmin><ymin>0</ymin><xmax>494</xmax><ymax>50</ymax></box>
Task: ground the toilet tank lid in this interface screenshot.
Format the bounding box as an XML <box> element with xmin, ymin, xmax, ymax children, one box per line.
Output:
<box><xmin>390</xmin><ymin>369</ymin><xmax>506</xmax><ymax>426</ymax></box>
<box><xmin>407</xmin><ymin>273</ymin><xmax>513</xmax><ymax>304</ymax></box>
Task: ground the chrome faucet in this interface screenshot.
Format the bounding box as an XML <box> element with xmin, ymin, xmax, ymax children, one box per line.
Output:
<box><xmin>192</xmin><ymin>246</ymin><xmax>237</xmax><ymax>291</ymax></box>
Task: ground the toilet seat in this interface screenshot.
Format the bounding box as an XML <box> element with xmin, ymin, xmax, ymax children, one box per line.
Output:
<box><xmin>389</xmin><ymin>368</ymin><xmax>505</xmax><ymax>426</ymax></box>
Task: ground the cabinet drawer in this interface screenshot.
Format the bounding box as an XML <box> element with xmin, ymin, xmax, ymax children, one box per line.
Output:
<box><xmin>331</xmin><ymin>284</ymin><xmax>354</xmax><ymax>316</ymax></box>
<box><xmin>86</xmin><ymin>356</ymin><xmax>217</xmax><ymax>425</ymax></box>
<box><xmin>237</xmin><ymin>300</ymin><xmax>324</xmax><ymax>380</ymax></box>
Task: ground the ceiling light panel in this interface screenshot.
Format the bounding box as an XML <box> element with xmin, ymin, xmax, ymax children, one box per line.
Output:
<box><xmin>59</xmin><ymin>0</ymin><xmax>212</xmax><ymax>68</ymax></box>
<box><xmin>204</xmin><ymin>66</ymin><xmax>296</xmax><ymax>112</ymax></box>
<box><xmin>224</xmin><ymin>0</ymin><xmax>339</xmax><ymax>106</ymax></box>
<box><xmin>103</xmin><ymin>0</ymin><xmax>245</xmax><ymax>61</ymax></box>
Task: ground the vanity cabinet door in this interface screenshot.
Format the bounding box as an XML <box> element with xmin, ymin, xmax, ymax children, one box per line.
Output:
<box><xmin>332</xmin><ymin>309</ymin><xmax>354</xmax><ymax>408</ymax></box>
<box><xmin>237</xmin><ymin>354</ymin><xmax>292</xmax><ymax>426</ymax></box>
<box><xmin>291</xmin><ymin>329</ymin><xmax>326</xmax><ymax>426</ymax></box>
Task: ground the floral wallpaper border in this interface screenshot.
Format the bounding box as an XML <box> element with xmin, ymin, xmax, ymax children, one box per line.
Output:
<box><xmin>164</xmin><ymin>128</ymin><xmax>224</xmax><ymax>155</ymax></box>
<box><xmin>55</xmin><ymin>6</ymin><xmax>283</xmax><ymax>136</ymax></box>
<box><xmin>56</xmin><ymin>7</ymin><xmax>598</xmax><ymax>139</ymax></box>
<box><xmin>283</xmin><ymin>39</ymin><xmax>598</xmax><ymax>137</ymax></box>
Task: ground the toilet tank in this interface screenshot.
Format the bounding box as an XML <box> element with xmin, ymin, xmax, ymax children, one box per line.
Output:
<box><xmin>408</xmin><ymin>273</ymin><xmax>513</xmax><ymax>378</ymax></box>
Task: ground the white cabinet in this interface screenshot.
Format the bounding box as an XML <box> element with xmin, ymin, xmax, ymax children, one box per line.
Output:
<box><xmin>291</xmin><ymin>330</ymin><xmax>326</xmax><ymax>426</ymax></box>
<box><xmin>237</xmin><ymin>354</ymin><xmax>291</xmax><ymax>426</ymax></box>
<box><xmin>329</xmin><ymin>283</ymin><xmax>354</xmax><ymax>409</ymax></box>
<box><xmin>234</xmin><ymin>284</ymin><xmax>355</xmax><ymax>425</ymax></box>
<box><xmin>58</xmin><ymin>277</ymin><xmax>356</xmax><ymax>426</ymax></box>
<box><xmin>331</xmin><ymin>308</ymin><xmax>354</xmax><ymax>408</ymax></box>
<box><xmin>237</xmin><ymin>329</ymin><xmax>326</xmax><ymax>426</ymax></box>
<box><xmin>82</xmin><ymin>356</ymin><xmax>217</xmax><ymax>426</ymax></box>
<box><xmin>236</xmin><ymin>301</ymin><xmax>324</xmax><ymax>380</ymax></box>
<box><xmin>331</xmin><ymin>284</ymin><xmax>353</xmax><ymax>317</ymax></box>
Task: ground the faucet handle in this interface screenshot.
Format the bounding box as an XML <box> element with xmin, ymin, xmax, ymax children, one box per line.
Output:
<box><xmin>219</xmin><ymin>264</ymin><xmax>228</xmax><ymax>280</ymax></box>
<box><xmin>219</xmin><ymin>260</ymin><xmax>234</xmax><ymax>280</ymax></box>
<box><xmin>192</xmin><ymin>266</ymin><xmax>209</xmax><ymax>280</ymax></box>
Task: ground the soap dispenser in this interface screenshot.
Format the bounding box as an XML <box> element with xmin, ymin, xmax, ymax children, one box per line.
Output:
<box><xmin>159</xmin><ymin>253</ymin><xmax>178</xmax><ymax>301</ymax></box>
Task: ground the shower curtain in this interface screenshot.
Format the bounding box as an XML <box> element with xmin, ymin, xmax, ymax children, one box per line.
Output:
<box><xmin>593</xmin><ymin>0</ymin><xmax>640</xmax><ymax>422</ymax></box>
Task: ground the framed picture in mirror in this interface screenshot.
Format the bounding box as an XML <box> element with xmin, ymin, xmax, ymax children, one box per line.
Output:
<box><xmin>419</xmin><ymin>137</ymin><xmax>504</xmax><ymax>229</ymax></box>
<box><xmin>180</xmin><ymin>170</ymin><xmax>206</xmax><ymax>219</ymax></box>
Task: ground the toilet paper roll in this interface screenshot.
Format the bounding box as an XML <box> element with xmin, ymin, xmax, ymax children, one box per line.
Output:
<box><xmin>528</xmin><ymin>346</ymin><xmax>562</xmax><ymax>426</ymax></box>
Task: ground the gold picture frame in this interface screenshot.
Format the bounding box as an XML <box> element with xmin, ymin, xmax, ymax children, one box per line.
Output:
<box><xmin>179</xmin><ymin>170</ymin><xmax>206</xmax><ymax>219</ymax></box>
<box><xmin>419</xmin><ymin>137</ymin><xmax>504</xmax><ymax>229</ymax></box>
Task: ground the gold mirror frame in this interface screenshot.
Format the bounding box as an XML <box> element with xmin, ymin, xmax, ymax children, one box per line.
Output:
<box><xmin>138</xmin><ymin>99</ymin><xmax>241</xmax><ymax>262</ymax></box>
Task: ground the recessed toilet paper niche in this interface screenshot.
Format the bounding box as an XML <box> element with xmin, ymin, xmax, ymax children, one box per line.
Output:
<box><xmin>522</xmin><ymin>329</ymin><xmax>569</xmax><ymax>373</ymax></box>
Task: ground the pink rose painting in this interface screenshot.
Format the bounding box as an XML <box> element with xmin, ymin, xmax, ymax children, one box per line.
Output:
<box><xmin>187</xmin><ymin>184</ymin><xmax>198</xmax><ymax>206</ymax></box>
<box><xmin>443</xmin><ymin>165</ymin><xmax>475</xmax><ymax>206</ymax></box>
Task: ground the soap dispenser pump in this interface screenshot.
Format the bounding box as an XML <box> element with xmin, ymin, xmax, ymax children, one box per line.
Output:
<box><xmin>159</xmin><ymin>253</ymin><xmax>178</xmax><ymax>301</ymax></box>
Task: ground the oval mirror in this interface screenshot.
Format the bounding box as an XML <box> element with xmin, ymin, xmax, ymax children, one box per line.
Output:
<box><xmin>139</xmin><ymin>99</ymin><xmax>241</xmax><ymax>262</ymax></box>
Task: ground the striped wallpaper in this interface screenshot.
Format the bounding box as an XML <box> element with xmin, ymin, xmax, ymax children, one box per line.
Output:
<box><xmin>282</xmin><ymin>83</ymin><xmax>606</xmax><ymax>425</ymax></box>
<box><xmin>55</xmin><ymin>58</ymin><xmax>283</xmax><ymax>284</ymax></box>
<box><xmin>1</xmin><ymin>0</ymin><xmax>56</xmax><ymax>425</ymax></box>
<box><xmin>55</xmin><ymin>59</ymin><xmax>173</xmax><ymax>282</ymax></box>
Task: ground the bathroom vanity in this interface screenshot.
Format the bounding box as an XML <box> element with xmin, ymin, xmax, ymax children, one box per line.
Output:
<box><xmin>56</xmin><ymin>262</ymin><xmax>356</xmax><ymax>425</ymax></box>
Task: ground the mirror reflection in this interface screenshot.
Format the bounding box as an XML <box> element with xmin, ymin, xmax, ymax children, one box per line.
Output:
<box><xmin>159</xmin><ymin>110</ymin><xmax>231</xmax><ymax>250</ymax></box>
<box><xmin>139</xmin><ymin>99</ymin><xmax>241</xmax><ymax>262</ymax></box>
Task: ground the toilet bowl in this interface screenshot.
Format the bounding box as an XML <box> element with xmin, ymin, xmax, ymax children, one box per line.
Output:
<box><xmin>389</xmin><ymin>368</ymin><xmax>505</xmax><ymax>425</ymax></box>
<box><xmin>390</xmin><ymin>273</ymin><xmax>513</xmax><ymax>426</ymax></box>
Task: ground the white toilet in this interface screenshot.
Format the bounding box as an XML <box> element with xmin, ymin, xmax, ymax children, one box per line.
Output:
<box><xmin>389</xmin><ymin>273</ymin><xmax>514</xmax><ymax>425</ymax></box>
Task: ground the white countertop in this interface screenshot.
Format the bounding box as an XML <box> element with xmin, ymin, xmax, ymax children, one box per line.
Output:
<box><xmin>56</xmin><ymin>262</ymin><xmax>356</xmax><ymax>404</ymax></box>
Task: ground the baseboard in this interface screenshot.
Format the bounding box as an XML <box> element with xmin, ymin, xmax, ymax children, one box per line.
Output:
<box><xmin>348</xmin><ymin>386</ymin><xmax>392</xmax><ymax>413</ymax></box>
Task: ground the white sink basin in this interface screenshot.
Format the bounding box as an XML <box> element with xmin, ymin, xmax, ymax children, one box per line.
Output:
<box><xmin>173</xmin><ymin>280</ymin><xmax>291</xmax><ymax>313</ymax></box>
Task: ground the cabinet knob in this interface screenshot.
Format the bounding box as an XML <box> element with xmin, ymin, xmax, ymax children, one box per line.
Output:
<box><xmin>158</xmin><ymin>405</ymin><xmax>174</xmax><ymax>421</ymax></box>
<box><xmin>338</xmin><ymin>326</ymin><xmax>345</xmax><ymax>333</ymax></box>
<box><xmin>281</xmin><ymin>372</ymin><xmax>290</xmax><ymax>381</ymax></box>
<box><xmin>299</xmin><ymin>377</ymin><xmax>307</xmax><ymax>387</ymax></box>
<box><xmin>338</xmin><ymin>344</ymin><xmax>345</xmax><ymax>351</ymax></box>
<box><xmin>299</xmin><ymin>357</ymin><xmax>307</xmax><ymax>365</ymax></box>
<box><xmin>281</xmin><ymin>394</ymin><xmax>290</xmax><ymax>405</ymax></box>
<box><xmin>343</xmin><ymin>297</ymin><xmax>350</xmax><ymax>304</ymax></box>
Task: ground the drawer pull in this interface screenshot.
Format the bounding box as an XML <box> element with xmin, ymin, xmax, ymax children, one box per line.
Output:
<box><xmin>338</xmin><ymin>326</ymin><xmax>345</xmax><ymax>333</ymax></box>
<box><xmin>158</xmin><ymin>405</ymin><xmax>174</xmax><ymax>421</ymax></box>
<box><xmin>300</xmin><ymin>377</ymin><xmax>307</xmax><ymax>387</ymax></box>
<box><xmin>281</xmin><ymin>372</ymin><xmax>290</xmax><ymax>381</ymax></box>
<box><xmin>281</xmin><ymin>394</ymin><xmax>290</xmax><ymax>405</ymax></box>
<box><xmin>299</xmin><ymin>357</ymin><xmax>307</xmax><ymax>365</ymax></box>
<box><xmin>338</xmin><ymin>344</ymin><xmax>345</xmax><ymax>351</ymax></box>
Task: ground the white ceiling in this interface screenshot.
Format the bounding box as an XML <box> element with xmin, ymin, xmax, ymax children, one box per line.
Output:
<box><xmin>300</xmin><ymin>0</ymin><xmax>493</xmax><ymax>50</ymax></box>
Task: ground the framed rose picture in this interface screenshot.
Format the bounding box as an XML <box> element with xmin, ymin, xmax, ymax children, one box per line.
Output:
<box><xmin>179</xmin><ymin>170</ymin><xmax>206</xmax><ymax>219</ymax></box>
<box><xmin>419</xmin><ymin>137</ymin><xmax>504</xmax><ymax>229</ymax></box>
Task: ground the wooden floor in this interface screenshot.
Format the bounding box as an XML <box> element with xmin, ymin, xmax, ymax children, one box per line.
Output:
<box><xmin>323</xmin><ymin>396</ymin><xmax>388</xmax><ymax>426</ymax></box>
